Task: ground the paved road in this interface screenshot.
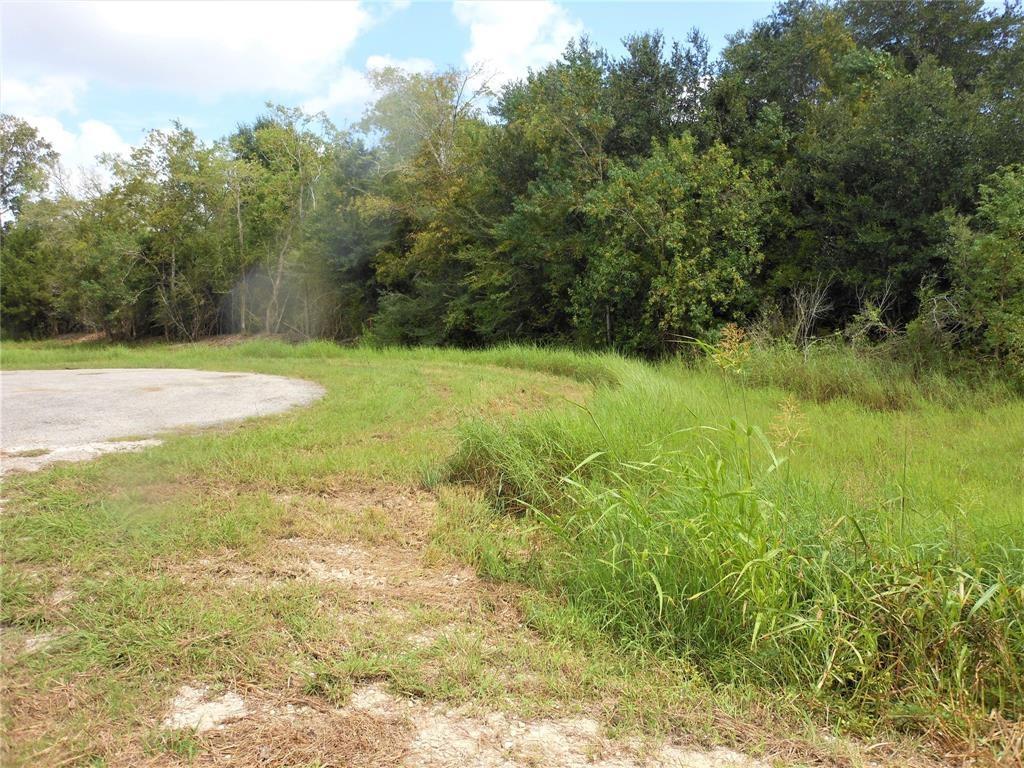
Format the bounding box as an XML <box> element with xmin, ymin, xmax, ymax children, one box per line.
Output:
<box><xmin>1</xmin><ymin>368</ymin><xmax>324</xmax><ymax>473</ymax></box>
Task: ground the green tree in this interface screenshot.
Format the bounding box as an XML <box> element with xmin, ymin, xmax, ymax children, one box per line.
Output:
<box><xmin>463</xmin><ymin>41</ymin><xmax>614</xmax><ymax>343</ymax></box>
<box><xmin>0</xmin><ymin>114</ymin><xmax>58</xmax><ymax>220</ymax></box>
<box><xmin>842</xmin><ymin>0</ymin><xmax>1023</xmax><ymax>90</ymax></box>
<box><xmin>789</xmin><ymin>58</ymin><xmax>982</xmax><ymax>317</ymax></box>
<box><xmin>605</xmin><ymin>30</ymin><xmax>710</xmax><ymax>158</ymax></box>
<box><xmin>107</xmin><ymin>124</ymin><xmax>231</xmax><ymax>338</ymax></box>
<box><xmin>706</xmin><ymin>0</ymin><xmax>856</xmax><ymax>144</ymax></box>
<box><xmin>358</xmin><ymin>66</ymin><xmax>493</xmax><ymax>345</ymax></box>
<box><xmin>0</xmin><ymin>217</ymin><xmax>57</xmax><ymax>336</ymax></box>
<box><xmin>227</xmin><ymin>106</ymin><xmax>334</xmax><ymax>334</ymax></box>
<box><xmin>949</xmin><ymin>165</ymin><xmax>1024</xmax><ymax>368</ymax></box>
<box><xmin>576</xmin><ymin>136</ymin><xmax>766</xmax><ymax>353</ymax></box>
<box><xmin>302</xmin><ymin>138</ymin><xmax>395</xmax><ymax>339</ymax></box>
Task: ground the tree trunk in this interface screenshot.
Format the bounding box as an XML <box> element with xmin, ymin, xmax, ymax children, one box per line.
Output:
<box><xmin>266</xmin><ymin>226</ymin><xmax>293</xmax><ymax>334</ymax></box>
<box><xmin>240</xmin><ymin>276</ymin><xmax>247</xmax><ymax>334</ymax></box>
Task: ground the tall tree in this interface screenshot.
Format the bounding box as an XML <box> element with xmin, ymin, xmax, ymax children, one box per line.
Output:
<box><xmin>842</xmin><ymin>0</ymin><xmax>1023</xmax><ymax>90</ymax></box>
<box><xmin>228</xmin><ymin>106</ymin><xmax>332</xmax><ymax>334</ymax></box>
<box><xmin>107</xmin><ymin>124</ymin><xmax>230</xmax><ymax>339</ymax></box>
<box><xmin>788</xmin><ymin>58</ymin><xmax>979</xmax><ymax>316</ymax></box>
<box><xmin>949</xmin><ymin>164</ymin><xmax>1024</xmax><ymax>369</ymax></box>
<box><xmin>576</xmin><ymin>136</ymin><xmax>766</xmax><ymax>353</ymax></box>
<box><xmin>0</xmin><ymin>114</ymin><xmax>58</xmax><ymax>220</ymax></box>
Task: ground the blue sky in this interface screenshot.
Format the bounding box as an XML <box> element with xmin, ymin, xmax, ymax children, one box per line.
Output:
<box><xmin>1</xmin><ymin>1</ymin><xmax>773</xmax><ymax>184</ymax></box>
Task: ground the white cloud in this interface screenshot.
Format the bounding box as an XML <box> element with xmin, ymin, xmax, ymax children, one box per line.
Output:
<box><xmin>3</xmin><ymin>74</ymin><xmax>131</xmax><ymax>190</ymax></box>
<box><xmin>303</xmin><ymin>55</ymin><xmax>435</xmax><ymax>119</ymax></box>
<box><xmin>1</xmin><ymin>1</ymin><xmax>373</xmax><ymax>95</ymax></box>
<box><xmin>27</xmin><ymin>115</ymin><xmax>132</xmax><ymax>192</ymax></box>
<box><xmin>1</xmin><ymin>75</ymin><xmax>86</xmax><ymax>116</ymax></box>
<box><xmin>453</xmin><ymin>0</ymin><xmax>583</xmax><ymax>87</ymax></box>
<box><xmin>3</xmin><ymin>104</ymin><xmax>129</xmax><ymax>197</ymax></box>
<box><xmin>303</xmin><ymin>68</ymin><xmax>377</xmax><ymax>115</ymax></box>
<box><xmin>365</xmin><ymin>55</ymin><xmax>435</xmax><ymax>74</ymax></box>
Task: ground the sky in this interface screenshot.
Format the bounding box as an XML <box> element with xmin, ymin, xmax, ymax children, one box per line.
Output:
<box><xmin>1</xmin><ymin>1</ymin><xmax>773</xmax><ymax>184</ymax></box>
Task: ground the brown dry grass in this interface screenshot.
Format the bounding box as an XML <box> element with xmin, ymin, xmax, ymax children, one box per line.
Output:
<box><xmin>3</xmin><ymin>481</ymin><xmax>967</xmax><ymax>768</ymax></box>
<box><xmin>141</xmin><ymin>700</ymin><xmax>410</xmax><ymax>768</ymax></box>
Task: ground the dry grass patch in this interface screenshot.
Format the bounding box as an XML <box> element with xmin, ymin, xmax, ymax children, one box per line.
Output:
<box><xmin>179</xmin><ymin>705</ymin><xmax>409</xmax><ymax>768</ymax></box>
<box><xmin>339</xmin><ymin>682</ymin><xmax>765</xmax><ymax>768</ymax></box>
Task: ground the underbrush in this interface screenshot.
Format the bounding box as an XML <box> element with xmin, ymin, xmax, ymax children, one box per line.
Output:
<box><xmin>446</xmin><ymin>362</ymin><xmax>1024</xmax><ymax>749</ymax></box>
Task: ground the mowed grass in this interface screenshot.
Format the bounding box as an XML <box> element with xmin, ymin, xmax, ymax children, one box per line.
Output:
<box><xmin>0</xmin><ymin>339</ymin><xmax>602</xmax><ymax>485</ymax></box>
<box><xmin>0</xmin><ymin>340</ymin><xmax>610</xmax><ymax>765</ymax></box>
<box><xmin>1</xmin><ymin>338</ymin><xmax>1022</xmax><ymax>764</ymax></box>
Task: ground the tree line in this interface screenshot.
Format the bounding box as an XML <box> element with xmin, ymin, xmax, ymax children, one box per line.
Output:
<box><xmin>2</xmin><ymin>0</ymin><xmax>1022</xmax><ymax>374</ymax></box>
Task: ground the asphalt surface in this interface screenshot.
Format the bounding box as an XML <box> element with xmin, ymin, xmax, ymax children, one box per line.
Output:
<box><xmin>0</xmin><ymin>368</ymin><xmax>324</xmax><ymax>473</ymax></box>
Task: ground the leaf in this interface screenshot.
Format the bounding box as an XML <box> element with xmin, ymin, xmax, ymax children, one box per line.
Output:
<box><xmin>569</xmin><ymin>451</ymin><xmax>605</xmax><ymax>477</ymax></box>
<box><xmin>649</xmin><ymin>572</ymin><xmax>666</xmax><ymax>619</ymax></box>
<box><xmin>967</xmin><ymin>583</ymin><xmax>1001</xmax><ymax>620</ymax></box>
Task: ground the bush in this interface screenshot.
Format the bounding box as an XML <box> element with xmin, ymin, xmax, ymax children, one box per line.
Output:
<box><xmin>949</xmin><ymin>164</ymin><xmax>1024</xmax><ymax>375</ymax></box>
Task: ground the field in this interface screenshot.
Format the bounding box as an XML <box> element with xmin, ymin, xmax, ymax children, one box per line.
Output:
<box><xmin>2</xmin><ymin>340</ymin><xmax>1021</xmax><ymax>766</ymax></box>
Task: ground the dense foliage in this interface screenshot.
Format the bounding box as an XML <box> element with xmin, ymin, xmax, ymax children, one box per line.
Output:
<box><xmin>2</xmin><ymin>1</ymin><xmax>1022</xmax><ymax>375</ymax></box>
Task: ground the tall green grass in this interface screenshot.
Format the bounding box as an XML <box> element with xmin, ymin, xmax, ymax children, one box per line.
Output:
<box><xmin>738</xmin><ymin>339</ymin><xmax>1020</xmax><ymax>411</ymax></box>
<box><xmin>447</xmin><ymin>359</ymin><xmax>1024</xmax><ymax>737</ymax></box>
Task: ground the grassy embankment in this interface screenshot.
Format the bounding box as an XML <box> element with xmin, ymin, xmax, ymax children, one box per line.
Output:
<box><xmin>1</xmin><ymin>339</ymin><xmax>1021</xmax><ymax>765</ymax></box>
<box><xmin>446</xmin><ymin>343</ymin><xmax>1023</xmax><ymax>747</ymax></box>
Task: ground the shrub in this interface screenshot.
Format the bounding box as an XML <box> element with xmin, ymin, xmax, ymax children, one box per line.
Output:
<box><xmin>949</xmin><ymin>164</ymin><xmax>1024</xmax><ymax>376</ymax></box>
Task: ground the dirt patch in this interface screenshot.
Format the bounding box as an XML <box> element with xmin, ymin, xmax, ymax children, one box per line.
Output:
<box><xmin>278</xmin><ymin>536</ymin><xmax>478</xmax><ymax>598</ymax></box>
<box><xmin>288</xmin><ymin>539</ymin><xmax>390</xmax><ymax>590</ymax></box>
<box><xmin>273</xmin><ymin>483</ymin><xmax>438</xmax><ymax>545</ymax></box>
<box><xmin>181</xmin><ymin>523</ymin><xmax>478</xmax><ymax>604</ymax></box>
<box><xmin>405</xmin><ymin>625</ymin><xmax>453</xmax><ymax>649</ymax></box>
<box><xmin>48</xmin><ymin>585</ymin><xmax>76</xmax><ymax>608</ymax></box>
<box><xmin>214</xmin><ymin>484</ymin><xmax>485</xmax><ymax>606</ymax></box>
<box><xmin>164</xmin><ymin>697</ymin><xmax>410</xmax><ymax>767</ymax></box>
<box><xmin>162</xmin><ymin>685</ymin><xmax>248</xmax><ymax>733</ymax></box>
<box><xmin>150</xmin><ymin>680</ymin><xmax>763</xmax><ymax>768</ymax></box>
<box><xmin>20</xmin><ymin>631</ymin><xmax>59</xmax><ymax>655</ymax></box>
<box><xmin>344</xmin><ymin>683</ymin><xmax>764</xmax><ymax>768</ymax></box>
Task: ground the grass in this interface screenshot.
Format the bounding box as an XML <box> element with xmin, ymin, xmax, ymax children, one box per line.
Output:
<box><xmin>0</xmin><ymin>340</ymin><xmax>602</xmax><ymax>765</ymax></box>
<box><xmin>1</xmin><ymin>337</ymin><xmax>1021</xmax><ymax>765</ymax></box>
<box><xmin>738</xmin><ymin>339</ymin><xmax>1021</xmax><ymax>412</ymax></box>
<box><xmin>447</xmin><ymin>349</ymin><xmax>1024</xmax><ymax>750</ymax></box>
